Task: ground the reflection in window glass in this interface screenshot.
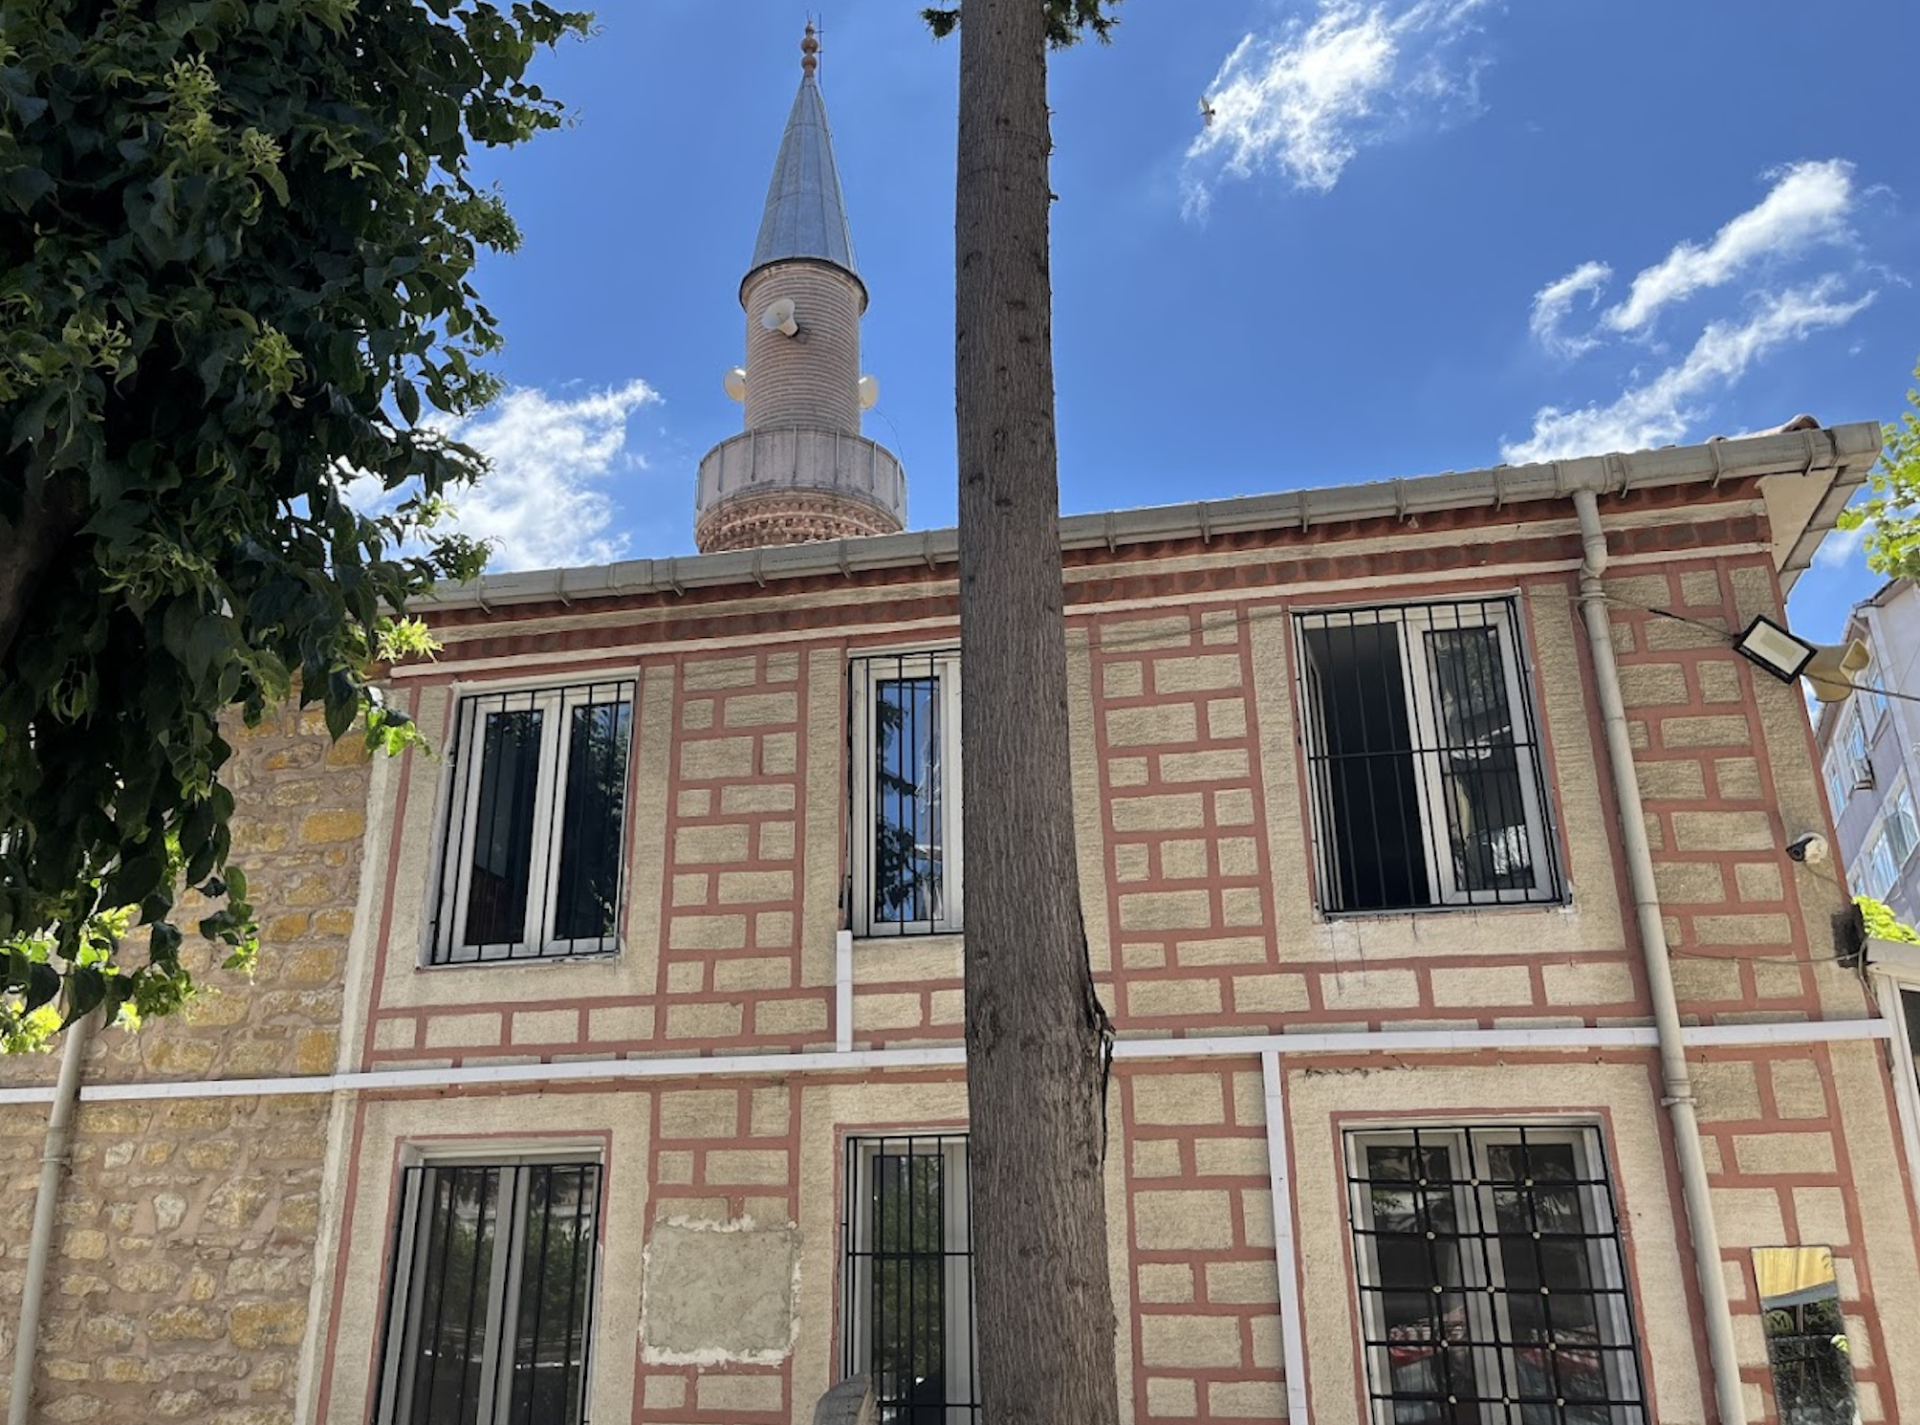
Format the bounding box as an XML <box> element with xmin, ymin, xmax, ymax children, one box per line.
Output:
<box><xmin>1753</xmin><ymin>1247</ymin><xmax>1856</xmax><ymax>1425</ymax></box>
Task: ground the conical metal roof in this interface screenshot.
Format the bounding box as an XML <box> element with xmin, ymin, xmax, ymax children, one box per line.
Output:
<box><xmin>748</xmin><ymin>73</ymin><xmax>860</xmax><ymax>290</ymax></box>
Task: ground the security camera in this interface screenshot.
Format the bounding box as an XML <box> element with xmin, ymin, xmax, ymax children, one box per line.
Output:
<box><xmin>1786</xmin><ymin>832</ymin><xmax>1829</xmax><ymax>865</ymax></box>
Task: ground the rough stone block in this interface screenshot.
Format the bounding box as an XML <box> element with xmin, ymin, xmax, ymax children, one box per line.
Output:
<box><xmin>642</xmin><ymin>1222</ymin><xmax>798</xmax><ymax>1362</ymax></box>
<box><xmin>665</xmin><ymin>1002</ymin><xmax>745</xmax><ymax>1040</ymax></box>
<box><xmin>1671</xmin><ymin>811</ymin><xmax>1774</xmax><ymax>852</ymax></box>
<box><xmin>1127</xmin><ymin>978</ymin><xmax>1224</xmax><ymax>1018</ymax></box>
<box><xmin>1133</xmin><ymin>1190</ymin><xmax>1236</xmax><ymax>1251</ymax></box>
<box><xmin>1107</xmin><ymin>704</ymin><xmax>1200</xmax><ymax>748</ymax></box>
<box><xmin>1732</xmin><ymin>1132</ymin><xmax>1836</xmax><ymax>1176</ymax></box>
<box><xmin>1119</xmin><ymin>890</ymin><xmax>1214</xmax><ymax>932</ymax></box>
<box><xmin>1136</xmin><ymin>1262</ymin><xmax>1195</xmax><ymax>1304</ymax></box>
<box><xmin>1131</xmin><ymin>1074</ymin><xmax>1227</xmax><ymax>1126</ymax></box>
<box><xmin>1152</xmin><ymin>655</ymin><xmax>1243</xmax><ymax>695</ymax></box>
<box><xmin>724</xmin><ymin>692</ymin><xmax>798</xmax><ymax>728</ymax></box>
<box><xmin>1138</xmin><ymin>1313</ymin><xmax>1243</xmax><ymax>1368</ymax></box>
<box><xmin>674</xmin><ymin>824</ymin><xmax>752</xmax><ymax>864</ymax></box>
<box><xmin>659</xmin><ymin>1090</ymin><xmax>741</xmax><ymax>1139</ymax></box>
<box><xmin>1208</xmin><ymin>698</ymin><xmax>1249</xmax><ymax>740</ymax></box>
<box><xmin>679</xmin><ymin>737</ymin><xmax>756</xmax><ymax>781</ymax></box>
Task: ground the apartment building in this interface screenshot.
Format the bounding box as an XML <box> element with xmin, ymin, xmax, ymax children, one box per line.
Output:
<box><xmin>1814</xmin><ymin>577</ymin><xmax>1920</xmax><ymax>925</ymax></box>
<box><xmin>5</xmin><ymin>33</ymin><xmax>1920</xmax><ymax>1425</ymax></box>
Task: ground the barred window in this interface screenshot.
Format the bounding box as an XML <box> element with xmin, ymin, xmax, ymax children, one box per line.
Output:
<box><xmin>431</xmin><ymin>681</ymin><xmax>634</xmax><ymax>965</ymax></box>
<box><xmin>841</xmin><ymin>1134</ymin><xmax>979</xmax><ymax>1422</ymax></box>
<box><xmin>1346</xmin><ymin>1125</ymin><xmax>1646</xmax><ymax>1425</ymax></box>
<box><xmin>373</xmin><ymin>1159</ymin><xmax>602</xmax><ymax>1425</ymax></box>
<box><xmin>849</xmin><ymin>652</ymin><xmax>963</xmax><ymax>937</ymax></box>
<box><xmin>1297</xmin><ymin>600</ymin><xmax>1561</xmax><ymax>913</ymax></box>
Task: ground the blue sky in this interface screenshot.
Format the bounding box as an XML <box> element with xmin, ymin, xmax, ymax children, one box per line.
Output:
<box><xmin>450</xmin><ymin>0</ymin><xmax>1920</xmax><ymax>642</ymax></box>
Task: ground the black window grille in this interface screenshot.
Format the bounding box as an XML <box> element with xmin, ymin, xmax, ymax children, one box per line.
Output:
<box><xmin>431</xmin><ymin>681</ymin><xmax>634</xmax><ymax>965</ymax></box>
<box><xmin>373</xmin><ymin>1160</ymin><xmax>602</xmax><ymax>1425</ymax></box>
<box><xmin>1762</xmin><ymin>1294</ymin><xmax>1857</xmax><ymax>1425</ymax></box>
<box><xmin>1346</xmin><ymin>1125</ymin><xmax>1647</xmax><ymax>1425</ymax></box>
<box><xmin>1297</xmin><ymin>600</ymin><xmax>1563</xmax><ymax>914</ymax></box>
<box><xmin>849</xmin><ymin>652</ymin><xmax>962</xmax><ymax>937</ymax></box>
<box><xmin>840</xmin><ymin>1134</ymin><xmax>979</xmax><ymax>1422</ymax></box>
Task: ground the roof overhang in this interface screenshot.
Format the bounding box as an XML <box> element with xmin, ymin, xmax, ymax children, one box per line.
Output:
<box><xmin>424</xmin><ymin>422</ymin><xmax>1882</xmax><ymax>614</ymax></box>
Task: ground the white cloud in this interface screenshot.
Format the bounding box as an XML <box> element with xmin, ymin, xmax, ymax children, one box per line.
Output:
<box><xmin>1601</xmin><ymin>160</ymin><xmax>1856</xmax><ymax>334</ymax></box>
<box><xmin>1502</xmin><ymin>279</ymin><xmax>1874</xmax><ymax>465</ymax></box>
<box><xmin>436</xmin><ymin>380</ymin><xmax>660</xmax><ymax>573</ymax></box>
<box><xmin>1813</xmin><ymin>519</ymin><xmax>1866</xmax><ymax>570</ymax></box>
<box><xmin>1528</xmin><ymin>260</ymin><xmax>1613</xmax><ymax>358</ymax></box>
<box><xmin>1181</xmin><ymin>0</ymin><xmax>1495</xmax><ymax>216</ymax></box>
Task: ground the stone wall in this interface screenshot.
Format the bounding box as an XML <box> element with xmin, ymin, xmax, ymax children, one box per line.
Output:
<box><xmin>0</xmin><ymin>705</ymin><xmax>368</xmax><ymax>1424</ymax></box>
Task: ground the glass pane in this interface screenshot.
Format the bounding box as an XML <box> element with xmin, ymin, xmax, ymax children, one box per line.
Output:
<box><xmin>869</xmin><ymin>1148</ymin><xmax>951</xmax><ymax>1424</ymax></box>
<box><xmin>507</xmin><ymin>1165</ymin><xmax>600</xmax><ymax>1425</ymax></box>
<box><xmin>407</xmin><ymin>1167</ymin><xmax>500</xmax><ymax>1425</ymax></box>
<box><xmin>464</xmin><ymin>710</ymin><xmax>543</xmax><ymax>947</ymax></box>
<box><xmin>1359</xmin><ymin>1144</ymin><xmax>1474</xmax><ymax>1421</ymax></box>
<box><xmin>552</xmin><ymin>702</ymin><xmax>631</xmax><ymax>942</ymax></box>
<box><xmin>1425</xmin><ymin>628</ymin><xmax>1535</xmax><ymax>893</ymax></box>
<box><xmin>873</xmin><ymin>678</ymin><xmax>944</xmax><ymax>926</ymax></box>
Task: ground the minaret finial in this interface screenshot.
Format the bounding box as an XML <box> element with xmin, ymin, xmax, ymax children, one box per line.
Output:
<box><xmin>801</xmin><ymin>20</ymin><xmax>819</xmax><ymax>78</ymax></box>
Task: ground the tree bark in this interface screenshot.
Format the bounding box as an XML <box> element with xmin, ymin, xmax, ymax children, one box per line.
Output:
<box><xmin>955</xmin><ymin>4</ymin><xmax>1122</xmax><ymax>1424</ymax></box>
<box><xmin>0</xmin><ymin>485</ymin><xmax>79</xmax><ymax>672</ymax></box>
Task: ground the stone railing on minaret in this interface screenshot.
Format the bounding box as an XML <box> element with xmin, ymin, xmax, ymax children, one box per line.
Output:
<box><xmin>694</xmin><ymin>24</ymin><xmax>907</xmax><ymax>554</ymax></box>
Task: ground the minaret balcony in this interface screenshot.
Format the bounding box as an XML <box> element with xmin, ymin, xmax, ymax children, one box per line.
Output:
<box><xmin>694</xmin><ymin>426</ymin><xmax>907</xmax><ymax>527</ymax></box>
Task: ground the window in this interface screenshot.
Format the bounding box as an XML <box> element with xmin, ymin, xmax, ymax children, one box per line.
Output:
<box><xmin>1863</xmin><ymin>832</ymin><xmax>1899</xmax><ymax>903</ymax></box>
<box><xmin>1754</xmin><ymin>1247</ymin><xmax>1857</xmax><ymax>1425</ymax></box>
<box><xmin>1346</xmin><ymin>1125</ymin><xmax>1646</xmax><ymax>1425</ymax></box>
<box><xmin>431</xmin><ymin>681</ymin><xmax>634</xmax><ymax>965</ymax></box>
<box><xmin>373</xmin><ymin>1158</ymin><xmax>602</xmax><ymax>1425</ymax></box>
<box><xmin>1823</xmin><ymin>755</ymin><xmax>1850</xmax><ymax>816</ymax></box>
<box><xmin>841</xmin><ymin>1134</ymin><xmax>978</xmax><ymax>1422</ymax></box>
<box><xmin>1297</xmin><ymin>600</ymin><xmax>1561</xmax><ymax>913</ymax></box>
<box><xmin>1886</xmin><ymin>784</ymin><xmax>1919</xmax><ymax>868</ymax></box>
<box><xmin>1845</xmin><ymin>711</ymin><xmax>1873</xmax><ymax>791</ymax></box>
<box><xmin>850</xmin><ymin>651</ymin><xmax>963</xmax><ymax>936</ymax></box>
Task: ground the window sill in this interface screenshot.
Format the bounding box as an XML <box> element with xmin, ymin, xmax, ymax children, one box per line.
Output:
<box><xmin>418</xmin><ymin>945</ymin><xmax>625</xmax><ymax>973</ymax></box>
<box><xmin>1317</xmin><ymin>898</ymin><xmax>1572</xmax><ymax>923</ymax></box>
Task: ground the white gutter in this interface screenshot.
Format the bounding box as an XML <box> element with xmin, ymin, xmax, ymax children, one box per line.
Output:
<box><xmin>1574</xmin><ymin>488</ymin><xmax>1747</xmax><ymax>1425</ymax></box>
<box><xmin>835</xmin><ymin>928</ymin><xmax>854</xmax><ymax>1053</ymax></box>
<box><xmin>1262</xmin><ymin>1052</ymin><xmax>1312</xmax><ymax>1424</ymax></box>
<box><xmin>9</xmin><ymin>1009</ymin><xmax>96</xmax><ymax>1425</ymax></box>
<box><xmin>421</xmin><ymin>425</ymin><xmax>1880</xmax><ymax>614</ymax></box>
<box><xmin>0</xmin><ymin>1017</ymin><xmax>1888</xmax><ymax>1108</ymax></box>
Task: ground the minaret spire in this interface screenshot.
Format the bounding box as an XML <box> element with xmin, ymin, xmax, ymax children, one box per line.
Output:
<box><xmin>692</xmin><ymin>31</ymin><xmax>907</xmax><ymax>554</ymax></box>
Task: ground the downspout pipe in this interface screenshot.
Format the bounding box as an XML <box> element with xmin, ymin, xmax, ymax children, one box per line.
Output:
<box><xmin>1573</xmin><ymin>489</ymin><xmax>1746</xmax><ymax>1424</ymax></box>
<box><xmin>9</xmin><ymin>1009</ymin><xmax>97</xmax><ymax>1425</ymax></box>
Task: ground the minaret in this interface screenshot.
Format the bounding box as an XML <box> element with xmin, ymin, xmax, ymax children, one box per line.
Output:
<box><xmin>694</xmin><ymin>25</ymin><xmax>907</xmax><ymax>553</ymax></box>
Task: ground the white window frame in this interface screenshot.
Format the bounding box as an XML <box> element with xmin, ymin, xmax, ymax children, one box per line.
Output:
<box><xmin>433</xmin><ymin>682</ymin><xmax>634</xmax><ymax>964</ymax></box>
<box><xmin>373</xmin><ymin>1150</ymin><xmax>603</xmax><ymax>1425</ymax></box>
<box><xmin>849</xmin><ymin>652</ymin><xmax>964</xmax><ymax>937</ymax></box>
<box><xmin>1824</xmin><ymin>753</ymin><xmax>1852</xmax><ymax>816</ymax></box>
<box><xmin>1865</xmin><ymin>831</ymin><xmax>1900</xmax><ymax>903</ymax></box>
<box><xmin>1298</xmin><ymin>599</ymin><xmax>1558</xmax><ymax>912</ymax></box>
<box><xmin>1864</xmin><ymin>942</ymin><xmax>1920</xmax><ymax>1233</ymax></box>
<box><xmin>1886</xmin><ymin>781</ymin><xmax>1919</xmax><ymax>870</ymax></box>
<box><xmin>1846</xmin><ymin>709</ymin><xmax>1874</xmax><ymax>791</ymax></box>
<box><xmin>841</xmin><ymin>1133</ymin><xmax>976</xmax><ymax>1424</ymax></box>
<box><xmin>1345</xmin><ymin>1124</ymin><xmax>1643</xmax><ymax>1425</ymax></box>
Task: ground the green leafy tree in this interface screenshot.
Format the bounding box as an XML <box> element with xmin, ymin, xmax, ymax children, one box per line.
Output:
<box><xmin>1839</xmin><ymin>358</ymin><xmax>1920</xmax><ymax>576</ymax></box>
<box><xmin>0</xmin><ymin>0</ymin><xmax>589</xmax><ymax>1048</ymax></box>
<box><xmin>924</xmin><ymin>3</ymin><xmax>1123</xmax><ymax>1422</ymax></box>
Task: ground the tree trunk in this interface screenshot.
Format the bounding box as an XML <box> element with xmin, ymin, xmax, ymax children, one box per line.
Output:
<box><xmin>955</xmin><ymin>4</ymin><xmax>1122</xmax><ymax>1424</ymax></box>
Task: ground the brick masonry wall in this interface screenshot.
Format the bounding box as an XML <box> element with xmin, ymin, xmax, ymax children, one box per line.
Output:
<box><xmin>1122</xmin><ymin>1065</ymin><xmax>1286</xmax><ymax>1424</ymax></box>
<box><xmin>0</xmin><ymin>705</ymin><xmax>367</xmax><ymax>1425</ymax></box>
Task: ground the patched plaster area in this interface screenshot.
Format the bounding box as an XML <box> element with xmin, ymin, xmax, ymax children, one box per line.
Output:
<box><xmin>641</xmin><ymin>1218</ymin><xmax>799</xmax><ymax>1365</ymax></box>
